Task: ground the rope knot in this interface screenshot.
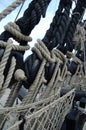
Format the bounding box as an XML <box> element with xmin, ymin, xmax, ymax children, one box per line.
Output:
<box><xmin>14</xmin><ymin>69</ymin><xmax>27</xmax><ymax>81</ymax></box>
<box><xmin>4</xmin><ymin>22</ymin><xmax>32</xmax><ymax>42</ymax></box>
<box><xmin>32</xmin><ymin>39</ymin><xmax>55</xmax><ymax>63</ymax></box>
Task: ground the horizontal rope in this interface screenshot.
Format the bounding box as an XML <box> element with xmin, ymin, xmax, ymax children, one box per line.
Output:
<box><xmin>0</xmin><ymin>40</ymin><xmax>30</xmax><ymax>51</ymax></box>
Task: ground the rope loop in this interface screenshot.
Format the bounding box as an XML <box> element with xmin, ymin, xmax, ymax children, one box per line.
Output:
<box><xmin>4</xmin><ymin>22</ymin><xmax>32</xmax><ymax>42</ymax></box>
<box><xmin>53</xmin><ymin>49</ymin><xmax>67</xmax><ymax>62</ymax></box>
<box><xmin>32</xmin><ymin>39</ymin><xmax>56</xmax><ymax>63</ymax></box>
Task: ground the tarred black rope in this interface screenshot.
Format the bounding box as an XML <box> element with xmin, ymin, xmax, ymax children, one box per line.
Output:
<box><xmin>16</xmin><ymin>0</ymin><xmax>51</xmax><ymax>36</ymax></box>
<box><xmin>57</xmin><ymin>0</ymin><xmax>86</xmax><ymax>54</ymax></box>
<box><xmin>42</xmin><ymin>0</ymin><xmax>72</xmax><ymax>50</ymax></box>
<box><xmin>24</xmin><ymin>0</ymin><xmax>73</xmax><ymax>88</ymax></box>
<box><xmin>0</xmin><ymin>0</ymin><xmax>51</xmax><ymax>45</ymax></box>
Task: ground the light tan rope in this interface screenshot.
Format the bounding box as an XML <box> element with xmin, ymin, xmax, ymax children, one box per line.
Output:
<box><xmin>32</xmin><ymin>39</ymin><xmax>55</xmax><ymax>63</ymax></box>
<box><xmin>5</xmin><ymin>82</ymin><xmax>21</xmax><ymax>107</ymax></box>
<box><xmin>5</xmin><ymin>69</ymin><xmax>27</xmax><ymax>107</ymax></box>
<box><xmin>21</xmin><ymin>60</ymin><xmax>46</xmax><ymax>105</ymax></box>
<box><xmin>4</xmin><ymin>22</ymin><xmax>32</xmax><ymax>42</ymax></box>
<box><xmin>73</xmin><ymin>24</ymin><xmax>85</xmax><ymax>50</ymax></box>
<box><xmin>0</xmin><ymin>89</ymin><xmax>61</xmax><ymax>130</ymax></box>
<box><xmin>0</xmin><ymin>88</ymin><xmax>61</xmax><ymax>114</ymax></box>
<box><xmin>21</xmin><ymin>39</ymin><xmax>56</xmax><ymax>105</ymax></box>
<box><xmin>0</xmin><ymin>57</ymin><xmax>16</xmax><ymax>98</ymax></box>
<box><xmin>67</xmin><ymin>51</ymin><xmax>82</xmax><ymax>64</ymax></box>
<box><xmin>41</xmin><ymin>60</ymin><xmax>61</xmax><ymax>99</ymax></box>
<box><xmin>0</xmin><ymin>40</ymin><xmax>30</xmax><ymax>51</ymax></box>
<box><xmin>0</xmin><ymin>39</ymin><xmax>13</xmax><ymax>89</ymax></box>
<box><xmin>0</xmin><ymin>0</ymin><xmax>26</xmax><ymax>21</ymax></box>
<box><xmin>6</xmin><ymin>89</ymin><xmax>75</xmax><ymax>130</ymax></box>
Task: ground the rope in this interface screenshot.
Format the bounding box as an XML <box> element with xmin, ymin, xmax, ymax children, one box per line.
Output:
<box><xmin>0</xmin><ymin>57</ymin><xmax>16</xmax><ymax>98</ymax></box>
<box><xmin>61</xmin><ymin>0</ymin><xmax>86</xmax><ymax>53</ymax></box>
<box><xmin>0</xmin><ymin>89</ymin><xmax>60</xmax><ymax>114</ymax></box>
<box><xmin>16</xmin><ymin>0</ymin><xmax>52</xmax><ymax>35</ymax></box>
<box><xmin>0</xmin><ymin>0</ymin><xmax>26</xmax><ymax>21</ymax></box>
<box><xmin>5</xmin><ymin>69</ymin><xmax>27</xmax><ymax>107</ymax></box>
<box><xmin>21</xmin><ymin>39</ymin><xmax>56</xmax><ymax>104</ymax></box>
<box><xmin>43</xmin><ymin>0</ymin><xmax>72</xmax><ymax>50</ymax></box>
<box><xmin>73</xmin><ymin>24</ymin><xmax>85</xmax><ymax>50</ymax></box>
<box><xmin>4</xmin><ymin>22</ymin><xmax>32</xmax><ymax>42</ymax></box>
<box><xmin>15</xmin><ymin>0</ymin><xmax>26</xmax><ymax>21</ymax></box>
<box><xmin>0</xmin><ymin>39</ymin><xmax>13</xmax><ymax>89</ymax></box>
<box><xmin>0</xmin><ymin>40</ymin><xmax>30</xmax><ymax>51</ymax></box>
<box><xmin>21</xmin><ymin>60</ymin><xmax>46</xmax><ymax>105</ymax></box>
<box><xmin>5</xmin><ymin>82</ymin><xmax>21</xmax><ymax>107</ymax></box>
<box><xmin>6</xmin><ymin>89</ymin><xmax>75</xmax><ymax>130</ymax></box>
<box><xmin>41</xmin><ymin>61</ymin><xmax>60</xmax><ymax>99</ymax></box>
<box><xmin>32</xmin><ymin>39</ymin><xmax>55</xmax><ymax>63</ymax></box>
<box><xmin>0</xmin><ymin>89</ymin><xmax>61</xmax><ymax>114</ymax></box>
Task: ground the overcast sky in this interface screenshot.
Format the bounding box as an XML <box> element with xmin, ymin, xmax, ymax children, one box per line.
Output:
<box><xmin>0</xmin><ymin>0</ymin><xmax>86</xmax><ymax>58</ymax></box>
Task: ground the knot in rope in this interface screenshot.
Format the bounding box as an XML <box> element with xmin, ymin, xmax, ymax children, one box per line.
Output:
<box><xmin>4</xmin><ymin>22</ymin><xmax>32</xmax><ymax>42</ymax></box>
<box><xmin>32</xmin><ymin>39</ymin><xmax>55</xmax><ymax>63</ymax></box>
<box><xmin>14</xmin><ymin>69</ymin><xmax>27</xmax><ymax>81</ymax></box>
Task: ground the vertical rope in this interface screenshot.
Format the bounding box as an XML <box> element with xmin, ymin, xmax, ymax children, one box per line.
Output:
<box><xmin>0</xmin><ymin>57</ymin><xmax>16</xmax><ymax>98</ymax></box>
<box><xmin>5</xmin><ymin>81</ymin><xmax>22</xmax><ymax>107</ymax></box>
<box><xmin>0</xmin><ymin>39</ymin><xmax>13</xmax><ymax>89</ymax></box>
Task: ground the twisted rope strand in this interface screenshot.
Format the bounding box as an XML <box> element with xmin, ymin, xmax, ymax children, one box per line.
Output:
<box><xmin>0</xmin><ymin>57</ymin><xmax>16</xmax><ymax>98</ymax></box>
<box><xmin>0</xmin><ymin>0</ymin><xmax>26</xmax><ymax>21</ymax></box>
<box><xmin>0</xmin><ymin>40</ymin><xmax>13</xmax><ymax>89</ymax></box>
<box><xmin>0</xmin><ymin>40</ymin><xmax>30</xmax><ymax>51</ymax></box>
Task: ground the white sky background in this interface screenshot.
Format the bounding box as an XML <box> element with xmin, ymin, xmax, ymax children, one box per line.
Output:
<box><xmin>0</xmin><ymin>0</ymin><xmax>86</xmax><ymax>59</ymax></box>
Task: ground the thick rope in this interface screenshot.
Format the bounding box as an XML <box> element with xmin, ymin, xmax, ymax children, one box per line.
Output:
<box><xmin>4</xmin><ymin>22</ymin><xmax>32</xmax><ymax>42</ymax></box>
<box><xmin>21</xmin><ymin>60</ymin><xmax>46</xmax><ymax>105</ymax></box>
<box><xmin>43</xmin><ymin>0</ymin><xmax>72</xmax><ymax>50</ymax></box>
<box><xmin>0</xmin><ymin>57</ymin><xmax>16</xmax><ymax>98</ymax></box>
<box><xmin>22</xmin><ymin>39</ymin><xmax>56</xmax><ymax>105</ymax></box>
<box><xmin>6</xmin><ymin>89</ymin><xmax>75</xmax><ymax>130</ymax></box>
<box><xmin>41</xmin><ymin>61</ymin><xmax>60</xmax><ymax>99</ymax></box>
<box><xmin>58</xmin><ymin>0</ymin><xmax>86</xmax><ymax>53</ymax></box>
<box><xmin>73</xmin><ymin>24</ymin><xmax>86</xmax><ymax>50</ymax></box>
<box><xmin>32</xmin><ymin>39</ymin><xmax>55</xmax><ymax>63</ymax></box>
<box><xmin>0</xmin><ymin>40</ymin><xmax>30</xmax><ymax>51</ymax></box>
<box><xmin>0</xmin><ymin>0</ymin><xmax>26</xmax><ymax>21</ymax></box>
<box><xmin>5</xmin><ymin>69</ymin><xmax>27</xmax><ymax>107</ymax></box>
<box><xmin>5</xmin><ymin>82</ymin><xmax>21</xmax><ymax>107</ymax></box>
<box><xmin>0</xmin><ymin>89</ymin><xmax>61</xmax><ymax>114</ymax></box>
<box><xmin>0</xmin><ymin>39</ymin><xmax>13</xmax><ymax>89</ymax></box>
